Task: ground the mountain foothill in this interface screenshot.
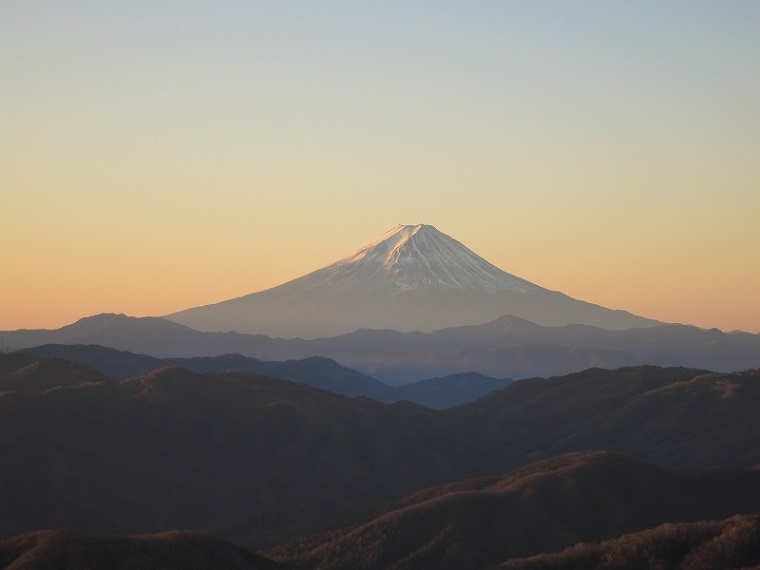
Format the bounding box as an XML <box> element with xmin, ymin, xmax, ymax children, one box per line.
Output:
<box><xmin>1</xmin><ymin>352</ymin><xmax>759</xmax><ymax>568</ymax></box>
<box><xmin>2</xmin><ymin>224</ymin><xmax>759</xmax><ymax>568</ymax></box>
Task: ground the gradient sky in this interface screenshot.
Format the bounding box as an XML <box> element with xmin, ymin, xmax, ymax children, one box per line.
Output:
<box><xmin>2</xmin><ymin>1</ymin><xmax>759</xmax><ymax>333</ymax></box>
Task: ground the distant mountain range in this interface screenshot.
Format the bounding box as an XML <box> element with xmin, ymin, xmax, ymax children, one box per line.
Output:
<box><xmin>3</xmin><ymin>312</ymin><xmax>758</xmax><ymax>382</ymax></box>
<box><xmin>18</xmin><ymin>344</ymin><xmax>512</xmax><ymax>409</ymax></box>
<box><xmin>166</xmin><ymin>224</ymin><xmax>661</xmax><ymax>337</ymax></box>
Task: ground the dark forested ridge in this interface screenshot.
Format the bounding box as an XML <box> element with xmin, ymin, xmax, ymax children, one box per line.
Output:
<box><xmin>1</xmin><ymin>352</ymin><xmax>758</xmax><ymax>568</ymax></box>
<box><xmin>497</xmin><ymin>514</ymin><xmax>760</xmax><ymax>570</ymax></box>
<box><xmin>0</xmin><ymin>351</ymin><xmax>107</xmax><ymax>393</ymax></box>
<box><xmin>0</xmin><ymin>357</ymin><xmax>457</xmax><ymax>546</ymax></box>
<box><xmin>448</xmin><ymin>365</ymin><xmax>760</xmax><ymax>471</ymax></box>
<box><xmin>268</xmin><ymin>452</ymin><xmax>760</xmax><ymax>570</ymax></box>
<box><xmin>0</xmin><ymin>530</ymin><xmax>284</xmax><ymax>570</ymax></box>
<box><xmin>19</xmin><ymin>344</ymin><xmax>512</xmax><ymax>408</ymax></box>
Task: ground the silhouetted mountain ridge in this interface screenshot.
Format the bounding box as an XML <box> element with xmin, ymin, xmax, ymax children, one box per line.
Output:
<box><xmin>0</xmin><ymin>359</ymin><xmax>460</xmax><ymax>546</ymax></box>
<box><xmin>166</xmin><ymin>225</ymin><xmax>660</xmax><ymax>337</ymax></box>
<box><xmin>0</xmin><ymin>351</ymin><xmax>107</xmax><ymax>394</ymax></box>
<box><xmin>451</xmin><ymin>365</ymin><xmax>760</xmax><ymax>471</ymax></box>
<box><xmin>3</xmin><ymin>313</ymin><xmax>758</xmax><ymax>382</ymax></box>
<box><xmin>1</xmin><ymin>355</ymin><xmax>759</xmax><ymax>553</ymax></box>
<box><xmin>18</xmin><ymin>344</ymin><xmax>511</xmax><ymax>407</ymax></box>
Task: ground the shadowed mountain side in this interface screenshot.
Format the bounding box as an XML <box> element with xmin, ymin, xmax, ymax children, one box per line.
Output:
<box><xmin>497</xmin><ymin>514</ymin><xmax>760</xmax><ymax>570</ymax></box>
<box><xmin>3</xmin><ymin>313</ymin><xmax>759</xmax><ymax>382</ymax></box>
<box><xmin>0</xmin><ymin>362</ymin><xmax>461</xmax><ymax>547</ymax></box>
<box><xmin>1</xmin><ymin>355</ymin><xmax>759</xmax><ymax>552</ymax></box>
<box><xmin>0</xmin><ymin>529</ymin><xmax>284</xmax><ymax>570</ymax></box>
<box><xmin>20</xmin><ymin>344</ymin><xmax>393</xmax><ymax>401</ymax></box>
<box><xmin>450</xmin><ymin>366</ymin><xmax>760</xmax><ymax>471</ymax></box>
<box><xmin>0</xmin><ymin>352</ymin><xmax>107</xmax><ymax>394</ymax></box>
<box><xmin>354</xmin><ymin>344</ymin><xmax>635</xmax><ymax>384</ymax></box>
<box><xmin>19</xmin><ymin>345</ymin><xmax>511</xmax><ymax>408</ymax></box>
<box><xmin>392</xmin><ymin>373</ymin><xmax>512</xmax><ymax>409</ymax></box>
<box><xmin>16</xmin><ymin>343</ymin><xmax>168</xmax><ymax>380</ymax></box>
<box><xmin>267</xmin><ymin>452</ymin><xmax>760</xmax><ymax>570</ymax></box>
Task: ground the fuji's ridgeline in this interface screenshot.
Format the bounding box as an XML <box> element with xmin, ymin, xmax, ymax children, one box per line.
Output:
<box><xmin>166</xmin><ymin>224</ymin><xmax>660</xmax><ymax>338</ymax></box>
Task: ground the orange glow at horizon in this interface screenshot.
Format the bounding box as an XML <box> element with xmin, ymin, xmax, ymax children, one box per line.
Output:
<box><xmin>2</xmin><ymin>2</ymin><xmax>759</xmax><ymax>334</ymax></box>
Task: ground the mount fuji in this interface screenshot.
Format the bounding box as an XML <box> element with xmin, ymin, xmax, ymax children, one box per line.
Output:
<box><xmin>166</xmin><ymin>224</ymin><xmax>661</xmax><ymax>338</ymax></box>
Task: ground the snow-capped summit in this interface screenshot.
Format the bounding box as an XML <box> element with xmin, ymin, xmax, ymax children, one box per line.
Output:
<box><xmin>166</xmin><ymin>224</ymin><xmax>660</xmax><ymax>338</ymax></box>
<box><xmin>329</xmin><ymin>224</ymin><xmax>531</xmax><ymax>292</ymax></box>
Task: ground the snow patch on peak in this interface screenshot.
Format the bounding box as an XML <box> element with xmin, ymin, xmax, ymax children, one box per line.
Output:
<box><xmin>328</xmin><ymin>224</ymin><xmax>535</xmax><ymax>293</ymax></box>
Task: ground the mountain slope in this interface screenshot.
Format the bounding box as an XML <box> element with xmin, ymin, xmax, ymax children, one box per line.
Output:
<box><xmin>19</xmin><ymin>344</ymin><xmax>510</xmax><ymax>407</ymax></box>
<box><xmin>2</xmin><ymin>351</ymin><xmax>760</xmax><ymax>557</ymax></box>
<box><xmin>267</xmin><ymin>451</ymin><xmax>760</xmax><ymax>570</ymax></box>
<box><xmin>0</xmin><ymin>530</ymin><xmax>283</xmax><ymax>570</ymax></box>
<box><xmin>166</xmin><ymin>224</ymin><xmax>660</xmax><ymax>337</ymax></box>
<box><xmin>0</xmin><ymin>359</ymin><xmax>460</xmax><ymax>546</ymax></box>
<box><xmin>1</xmin><ymin>354</ymin><xmax>759</xmax><ymax>552</ymax></box>
<box><xmin>391</xmin><ymin>372</ymin><xmax>512</xmax><ymax>409</ymax></box>
<box><xmin>498</xmin><ymin>514</ymin><xmax>760</xmax><ymax>570</ymax></box>
<box><xmin>452</xmin><ymin>366</ymin><xmax>760</xmax><ymax>471</ymax></box>
<box><xmin>0</xmin><ymin>352</ymin><xmax>107</xmax><ymax>394</ymax></box>
<box><xmin>19</xmin><ymin>344</ymin><xmax>393</xmax><ymax>400</ymax></box>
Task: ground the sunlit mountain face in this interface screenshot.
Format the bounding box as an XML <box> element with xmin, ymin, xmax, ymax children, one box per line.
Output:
<box><xmin>166</xmin><ymin>224</ymin><xmax>660</xmax><ymax>338</ymax></box>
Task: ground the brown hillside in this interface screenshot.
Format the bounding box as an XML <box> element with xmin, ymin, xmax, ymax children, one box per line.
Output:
<box><xmin>0</xmin><ymin>529</ymin><xmax>283</xmax><ymax>570</ymax></box>
<box><xmin>0</xmin><ymin>362</ymin><xmax>459</xmax><ymax>546</ymax></box>
<box><xmin>497</xmin><ymin>514</ymin><xmax>760</xmax><ymax>570</ymax></box>
<box><xmin>1</xmin><ymin>354</ymin><xmax>759</xmax><ymax>553</ymax></box>
<box><xmin>0</xmin><ymin>352</ymin><xmax>106</xmax><ymax>394</ymax></box>
<box><xmin>449</xmin><ymin>366</ymin><xmax>760</xmax><ymax>471</ymax></box>
<box><xmin>267</xmin><ymin>451</ymin><xmax>760</xmax><ymax>570</ymax></box>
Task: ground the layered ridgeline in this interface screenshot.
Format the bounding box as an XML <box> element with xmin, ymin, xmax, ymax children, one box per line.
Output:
<box><xmin>2</xmin><ymin>353</ymin><xmax>759</xmax><ymax>552</ymax></box>
<box><xmin>4</xmin><ymin>313</ymin><xmax>759</xmax><ymax>382</ymax></box>
<box><xmin>166</xmin><ymin>224</ymin><xmax>659</xmax><ymax>338</ymax></box>
<box><xmin>268</xmin><ymin>452</ymin><xmax>760</xmax><ymax>570</ymax></box>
